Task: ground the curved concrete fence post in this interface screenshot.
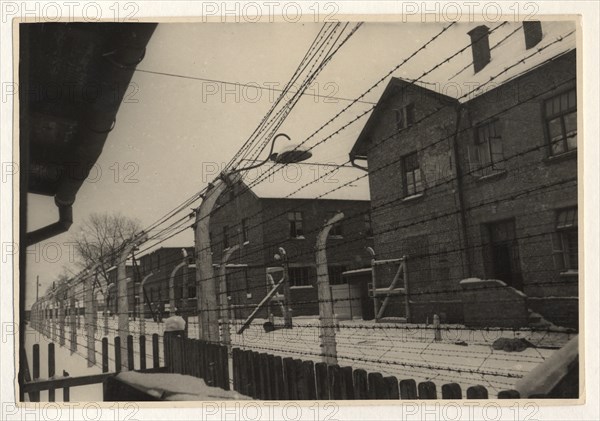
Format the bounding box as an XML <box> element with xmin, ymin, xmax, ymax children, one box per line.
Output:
<box><xmin>139</xmin><ymin>272</ymin><xmax>154</xmax><ymax>336</ymax></box>
<box><xmin>169</xmin><ymin>262</ymin><xmax>186</xmax><ymax>314</ymax></box>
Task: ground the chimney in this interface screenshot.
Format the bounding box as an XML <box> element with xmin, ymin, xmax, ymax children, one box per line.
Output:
<box><xmin>467</xmin><ymin>25</ymin><xmax>491</xmax><ymax>73</ymax></box>
<box><xmin>523</xmin><ymin>21</ymin><xmax>543</xmax><ymax>49</ymax></box>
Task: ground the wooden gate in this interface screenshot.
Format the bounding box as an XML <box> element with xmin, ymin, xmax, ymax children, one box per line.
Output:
<box><xmin>369</xmin><ymin>257</ymin><xmax>410</xmax><ymax>322</ymax></box>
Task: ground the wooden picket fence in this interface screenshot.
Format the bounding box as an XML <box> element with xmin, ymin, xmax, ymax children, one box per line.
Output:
<box><xmin>24</xmin><ymin>332</ymin><xmax>531</xmax><ymax>401</ymax></box>
<box><xmin>231</xmin><ymin>348</ymin><xmax>523</xmax><ymax>400</ymax></box>
<box><xmin>162</xmin><ymin>333</ymin><xmax>230</xmax><ymax>391</ymax></box>
<box><xmin>21</xmin><ymin>334</ymin><xmax>166</xmax><ymax>402</ymax></box>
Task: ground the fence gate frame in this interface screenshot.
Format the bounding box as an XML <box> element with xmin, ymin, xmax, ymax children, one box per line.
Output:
<box><xmin>369</xmin><ymin>256</ymin><xmax>410</xmax><ymax>322</ymax></box>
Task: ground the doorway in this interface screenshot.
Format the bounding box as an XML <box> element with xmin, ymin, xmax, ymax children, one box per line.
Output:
<box><xmin>484</xmin><ymin>219</ymin><xmax>523</xmax><ymax>290</ymax></box>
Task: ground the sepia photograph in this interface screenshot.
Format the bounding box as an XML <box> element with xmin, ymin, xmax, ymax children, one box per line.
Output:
<box><xmin>4</xmin><ymin>2</ymin><xmax>594</xmax><ymax>416</ymax></box>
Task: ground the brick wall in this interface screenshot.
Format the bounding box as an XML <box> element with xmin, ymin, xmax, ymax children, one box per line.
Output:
<box><xmin>366</xmin><ymin>81</ymin><xmax>465</xmax><ymax>323</ymax></box>
<box><xmin>458</xmin><ymin>51</ymin><xmax>578</xmax><ymax>328</ymax></box>
<box><xmin>209</xmin><ymin>183</ymin><xmax>373</xmax><ymax>317</ymax></box>
<box><xmin>362</xmin><ymin>51</ymin><xmax>578</xmax><ymax>327</ymax></box>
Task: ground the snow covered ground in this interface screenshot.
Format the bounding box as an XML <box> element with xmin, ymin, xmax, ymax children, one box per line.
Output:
<box><xmin>26</xmin><ymin>313</ymin><xmax>575</xmax><ymax>400</ymax></box>
<box><xmin>224</xmin><ymin>316</ymin><xmax>570</xmax><ymax>397</ymax></box>
<box><xmin>115</xmin><ymin>372</ymin><xmax>249</xmax><ymax>401</ymax></box>
<box><xmin>23</xmin><ymin>326</ymin><xmax>104</xmax><ymax>401</ymax></box>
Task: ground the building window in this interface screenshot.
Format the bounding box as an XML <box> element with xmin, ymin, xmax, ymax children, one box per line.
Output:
<box><xmin>289</xmin><ymin>266</ymin><xmax>311</xmax><ymax>287</ymax></box>
<box><xmin>326</xmin><ymin>211</ymin><xmax>343</xmax><ymax>237</ymax></box>
<box><xmin>328</xmin><ymin>265</ymin><xmax>347</xmax><ymax>285</ymax></box>
<box><xmin>188</xmin><ymin>284</ymin><xmax>196</xmax><ymax>298</ymax></box>
<box><xmin>156</xmin><ymin>255</ymin><xmax>160</xmax><ymax>271</ymax></box>
<box><xmin>223</xmin><ymin>225</ymin><xmax>229</xmax><ymax>249</ymax></box>
<box><xmin>225</xmin><ymin>266</ymin><xmax>248</xmax><ymax>296</ymax></box>
<box><xmin>241</xmin><ymin>218</ymin><xmax>249</xmax><ymax>243</ymax></box>
<box><xmin>552</xmin><ymin>207</ymin><xmax>578</xmax><ymax>271</ymax></box>
<box><xmin>288</xmin><ymin>212</ymin><xmax>304</xmax><ymax>238</ymax></box>
<box><xmin>472</xmin><ymin>119</ymin><xmax>505</xmax><ymax>177</ymax></box>
<box><xmin>395</xmin><ymin>103</ymin><xmax>415</xmax><ymax>131</ymax></box>
<box><xmin>402</xmin><ymin>151</ymin><xmax>423</xmax><ymax>196</ymax></box>
<box><xmin>545</xmin><ymin>88</ymin><xmax>577</xmax><ymax>156</ymax></box>
<box><xmin>364</xmin><ymin>212</ymin><xmax>373</xmax><ymax>237</ymax></box>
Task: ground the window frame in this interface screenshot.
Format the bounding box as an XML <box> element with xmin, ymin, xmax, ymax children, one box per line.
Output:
<box><xmin>552</xmin><ymin>207</ymin><xmax>578</xmax><ymax>272</ymax></box>
<box><xmin>241</xmin><ymin>218</ymin><xmax>249</xmax><ymax>243</ymax></box>
<box><xmin>288</xmin><ymin>211</ymin><xmax>304</xmax><ymax>239</ymax></box>
<box><xmin>223</xmin><ymin>225</ymin><xmax>229</xmax><ymax>250</ymax></box>
<box><xmin>364</xmin><ymin>212</ymin><xmax>374</xmax><ymax>237</ymax></box>
<box><xmin>288</xmin><ymin>266</ymin><xmax>312</xmax><ymax>288</ymax></box>
<box><xmin>395</xmin><ymin>103</ymin><xmax>415</xmax><ymax>131</ymax></box>
<box><xmin>328</xmin><ymin>265</ymin><xmax>347</xmax><ymax>286</ymax></box>
<box><xmin>543</xmin><ymin>87</ymin><xmax>577</xmax><ymax>157</ymax></box>
<box><xmin>402</xmin><ymin>151</ymin><xmax>423</xmax><ymax>197</ymax></box>
<box><xmin>472</xmin><ymin>118</ymin><xmax>505</xmax><ymax>178</ymax></box>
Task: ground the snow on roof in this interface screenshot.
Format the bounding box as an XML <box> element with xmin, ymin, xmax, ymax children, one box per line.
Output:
<box><xmin>342</xmin><ymin>268</ymin><xmax>372</xmax><ymax>277</ymax></box>
<box><xmin>351</xmin><ymin>21</ymin><xmax>576</xmax><ymax>158</ymax></box>
<box><xmin>240</xmin><ymin>163</ymin><xmax>370</xmax><ymax>201</ymax></box>
<box><xmin>408</xmin><ymin>21</ymin><xmax>576</xmax><ymax>103</ymax></box>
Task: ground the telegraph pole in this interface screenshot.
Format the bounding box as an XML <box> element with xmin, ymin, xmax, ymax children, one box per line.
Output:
<box><xmin>315</xmin><ymin>211</ymin><xmax>343</xmax><ymax>365</ymax></box>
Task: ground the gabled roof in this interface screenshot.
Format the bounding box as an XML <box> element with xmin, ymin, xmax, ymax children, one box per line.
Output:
<box><xmin>240</xmin><ymin>163</ymin><xmax>370</xmax><ymax>201</ymax></box>
<box><xmin>350</xmin><ymin>20</ymin><xmax>576</xmax><ymax>159</ymax></box>
<box><xmin>350</xmin><ymin>77</ymin><xmax>458</xmax><ymax>157</ymax></box>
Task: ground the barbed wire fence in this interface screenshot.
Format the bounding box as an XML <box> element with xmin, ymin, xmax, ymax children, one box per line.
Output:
<box><xmin>27</xmin><ymin>21</ymin><xmax>578</xmax><ymax>400</ymax></box>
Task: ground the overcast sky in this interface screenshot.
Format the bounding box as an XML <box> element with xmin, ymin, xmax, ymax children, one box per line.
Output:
<box><xmin>25</xmin><ymin>20</ymin><xmax>574</xmax><ymax>307</ymax></box>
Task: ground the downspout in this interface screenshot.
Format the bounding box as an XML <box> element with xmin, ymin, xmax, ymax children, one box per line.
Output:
<box><xmin>349</xmin><ymin>153</ymin><xmax>369</xmax><ymax>172</ymax></box>
<box><xmin>451</xmin><ymin>104</ymin><xmax>472</xmax><ymax>277</ymax></box>
<box><xmin>25</xmin><ymin>24</ymin><xmax>157</xmax><ymax>247</ymax></box>
<box><xmin>25</xmin><ymin>204</ymin><xmax>73</xmax><ymax>246</ymax></box>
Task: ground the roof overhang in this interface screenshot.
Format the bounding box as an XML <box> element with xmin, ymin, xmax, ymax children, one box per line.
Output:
<box><xmin>21</xmin><ymin>22</ymin><xmax>158</xmax><ymax>245</ymax></box>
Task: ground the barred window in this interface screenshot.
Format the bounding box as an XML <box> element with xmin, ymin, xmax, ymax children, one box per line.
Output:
<box><xmin>545</xmin><ymin>89</ymin><xmax>577</xmax><ymax>156</ymax></box>
<box><xmin>289</xmin><ymin>266</ymin><xmax>311</xmax><ymax>287</ymax></box>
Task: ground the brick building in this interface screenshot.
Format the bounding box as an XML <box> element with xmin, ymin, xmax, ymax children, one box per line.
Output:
<box><xmin>349</xmin><ymin>21</ymin><xmax>578</xmax><ymax>327</ymax></box>
<box><xmin>136</xmin><ymin>247</ymin><xmax>195</xmax><ymax>318</ymax></box>
<box><xmin>103</xmin><ymin>247</ymin><xmax>195</xmax><ymax>319</ymax></box>
<box><xmin>208</xmin><ymin>163</ymin><xmax>373</xmax><ymax>318</ymax></box>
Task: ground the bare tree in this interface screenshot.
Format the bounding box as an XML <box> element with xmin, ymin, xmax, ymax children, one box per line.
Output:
<box><xmin>71</xmin><ymin>212</ymin><xmax>142</xmax><ymax>289</ymax></box>
<box><xmin>44</xmin><ymin>268</ymin><xmax>71</xmax><ymax>297</ymax></box>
